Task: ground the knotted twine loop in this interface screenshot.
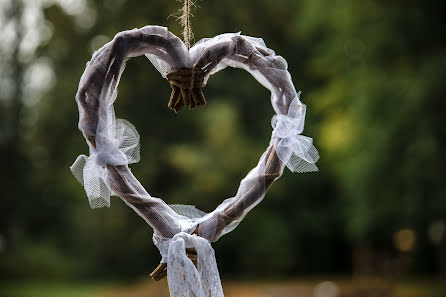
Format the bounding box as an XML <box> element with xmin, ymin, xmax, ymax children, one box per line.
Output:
<box><xmin>166</xmin><ymin>67</ymin><xmax>206</xmax><ymax>113</ymax></box>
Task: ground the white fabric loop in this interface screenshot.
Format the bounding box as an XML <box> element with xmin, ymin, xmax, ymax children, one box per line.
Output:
<box><xmin>70</xmin><ymin>119</ymin><xmax>140</xmax><ymax>208</ymax></box>
<box><xmin>154</xmin><ymin>232</ymin><xmax>224</xmax><ymax>297</ymax></box>
<box><xmin>271</xmin><ymin>97</ymin><xmax>319</xmax><ymax>173</ymax></box>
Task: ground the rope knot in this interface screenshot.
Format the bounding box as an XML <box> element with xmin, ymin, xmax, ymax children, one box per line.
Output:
<box><xmin>166</xmin><ymin>67</ymin><xmax>206</xmax><ymax>113</ymax></box>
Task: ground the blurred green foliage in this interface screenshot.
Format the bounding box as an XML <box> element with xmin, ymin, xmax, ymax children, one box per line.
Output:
<box><xmin>0</xmin><ymin>0</ymin><xmax>445</xmax><ymax>281</ymax></box>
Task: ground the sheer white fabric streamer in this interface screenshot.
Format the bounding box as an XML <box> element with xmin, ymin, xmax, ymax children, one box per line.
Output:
<box><xmin>271</xmin><ymin>93</ymin><xmax>319</xmax><ymax>172</ymax></box>
<box><xmin>71</xmin><ymin>26</ymin><xmax>319</xmax><ymax>297</ymax></box>
<box><xmin>70</xmin><ymin>119</ymin><xmax>140</xmax><ymax>208</ymax></box>
<box><xmin>169</xmin><ymin>204</ymin><xmax>207</xmax><ymax>219</ymax></box>
<box><xmin>154</xmin><ymin>232</ymin><xmax>224</xmax><ymax>297</ymax></box>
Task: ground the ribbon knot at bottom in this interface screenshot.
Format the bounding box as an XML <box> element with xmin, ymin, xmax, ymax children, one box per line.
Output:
<box><xmin>154</xmin><ymin>232</ymin><xmax>224</xmax><ymax>297</ymax></box>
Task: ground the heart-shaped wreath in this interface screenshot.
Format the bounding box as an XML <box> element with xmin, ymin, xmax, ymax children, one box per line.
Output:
<box><xmin>70</xmin><ymin>25</ymin><xmax>319</xmax><ymax>297</ymax></box>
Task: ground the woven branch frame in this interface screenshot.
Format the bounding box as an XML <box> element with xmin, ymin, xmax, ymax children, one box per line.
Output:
<box><xmin>73</xmin><ymin>25</ymin><xmax>317</xmax><ymax>244</ymax></box>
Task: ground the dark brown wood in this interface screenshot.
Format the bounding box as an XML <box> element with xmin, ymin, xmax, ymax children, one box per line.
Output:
<box><xmin>166</xmin><ymin>67</ymin><xmax>207</xmax><ymax>113</ymax></box>
<box><xmin>149</xmin><ymin>263</ymin><xmax>167</xmax><ymax>281</ymax></box>
<box><xmin>149</xmin><ymin>248</ymin><xmax>198</xmax><ymax>281</ymax></box>
<box><xmin>186</xmin><ymin>248</ymin><xmax>198</xmax><ymax>266</ymax></box>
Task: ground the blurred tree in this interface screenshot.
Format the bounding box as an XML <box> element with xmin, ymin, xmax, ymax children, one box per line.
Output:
<box><xmin>296</xmin><ymin>0</ymin><xmax>446</xmax><ymax>276</ymax></box>
<box><xmin>1</xmin><ymin>0</ymin><xmax>445</xmax><ymax>282</ymax></box>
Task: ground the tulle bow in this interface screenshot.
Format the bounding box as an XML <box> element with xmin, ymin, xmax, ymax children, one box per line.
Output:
<box><xmin>271</xmin><ymin>96</ymin><xmax>319</xmax><ymax>172</ymax></box>
<box><xmin>70</xmin><ymin>119</ymin><xmax>140</xmax><ymax>208</ymax></box>
<box><xmin>154</xmin><ymin>232</ymin><xmax>224</xmax><ymax>297</ymax></box>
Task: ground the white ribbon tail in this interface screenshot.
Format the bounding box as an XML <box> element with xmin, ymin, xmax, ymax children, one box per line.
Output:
<box><xmin>276</xmin><ymin>135</ymin><xmax>319</xmax><ymax>173</ymax></box>
<box><xmin>70</xmin><ymin>154</ymin><xmax>88</xmax><ymax>186</ymax></box>
<box><xmin>70</xmin><ymin>154</ymin><xmax>111</xmax><ymax>208</ymax></box>
<box><xmin>166</xmin><ymin>232</ymin><xmax>224</xmax><ymax>297</ymax></box>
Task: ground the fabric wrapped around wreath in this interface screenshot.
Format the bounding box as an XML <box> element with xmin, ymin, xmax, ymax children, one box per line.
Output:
<box><xmin>71</xmin><ymin>119</ymin><xmax>140</xmax><ymax>208</ymax></box>
<box><xmin>70</xmin><ymin>26</ymin><xmax>319</xmax><ymax>297</ymax></box>
<box><xmin>154</xmin><ymin>232</ymin><xmax>224</xmax><ymax>297</ymax></box>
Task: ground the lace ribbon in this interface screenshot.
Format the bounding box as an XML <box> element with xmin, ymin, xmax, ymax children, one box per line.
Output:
<box><xmin>70</xmin><ymin>119</ymin><xmax>140</xmax><ymax>208</ymax></box>
<box><xmin>154</xmin><ymin>232</ymin><xmax>224</xmax><ymax>297</ymax></box>
<box><xmin>271</xmin><ymin>95</ymin><xmax>319</xmax><ymax>173</ymax></box>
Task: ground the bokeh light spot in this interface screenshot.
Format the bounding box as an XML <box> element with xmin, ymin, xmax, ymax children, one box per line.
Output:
<box><xmin>428</xmin><ymin>220</ymin><xmax>445</xmax><ymax>246</ymax></box>
<box><xmin>313</xmin><ymin>281</ymin><xmax>340</xmax><ymax>297</ymax></box>
<box><xmin>393</xmin><ymin>229</ymin><xmax>416</xmax><ymax>252</ymax></box>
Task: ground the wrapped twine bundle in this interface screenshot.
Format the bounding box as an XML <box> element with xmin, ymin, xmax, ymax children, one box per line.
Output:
<box><xmin>166</xmin><ymin>67</ymin><xmax>206</xmax><ymax>112</ymax></box>
<box><xmin>71</xmin><ymin>25</ymin><xmax>319</xmax><ymax>297</ymax></box>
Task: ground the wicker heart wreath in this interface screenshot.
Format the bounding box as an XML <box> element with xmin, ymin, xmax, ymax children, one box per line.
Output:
<box><xmin>70</xmin><ymin>26</ymin><xmax>319</xmax><ymax>297</ymax></box>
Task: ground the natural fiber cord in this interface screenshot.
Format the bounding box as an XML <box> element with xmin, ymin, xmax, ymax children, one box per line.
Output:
<box><xmin>166</xmin><ymin>67</ymin><xmax>206</xmax><ymax>112</ymax></box>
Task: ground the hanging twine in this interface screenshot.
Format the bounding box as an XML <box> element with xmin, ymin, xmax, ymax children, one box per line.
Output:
<box><xmin>182</xmin><ymin>0</ymin><xmax>192</xmax><ymax>49</ymax></box>
<box><xmin>165</xmin><ymin>0</ymin><xmax>203</xmax><ymax>113</ymax></box>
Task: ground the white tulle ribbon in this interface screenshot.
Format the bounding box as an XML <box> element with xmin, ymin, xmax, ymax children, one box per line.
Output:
<box><xmin>70</xmin><ymin>154</ymin><xmax>111</xmax><ymax>208</ymax></box>
<box><xmin>70</xmin><ymin>119</ymin><xmax>140</xmax><ymax>208</ymax></box>
<box><xmin>154</xmin><ymin>232</ymin><xmax>224</xmax><ymax>297</ymax></box>
<box><xmin>271</xmin><ymin>96</ymin><xmax>319</xmax><ymax>173</ymax></box>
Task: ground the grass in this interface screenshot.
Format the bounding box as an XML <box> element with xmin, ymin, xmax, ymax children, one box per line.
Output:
<box><xmin>0</xmin><ymin>281</ymin><xmax>115</xmax><ymax>297</ymax></box>
<box><xmin>1</xmin><ymin>277</ymin><xmax>445</xmax><ymax>297</ymax></box>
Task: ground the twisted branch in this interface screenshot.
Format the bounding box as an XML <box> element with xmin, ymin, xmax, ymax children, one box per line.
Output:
<box><xmin>75</xmin><ymin>26</ymin><xmax>296</xmax><ymax>244</ymax></box>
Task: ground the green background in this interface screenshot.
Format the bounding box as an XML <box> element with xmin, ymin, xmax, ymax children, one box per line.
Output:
<box><xmin>1</xmin><ymin>0</ymin><xmax>445</xmax><ymax>293</ymax></box>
